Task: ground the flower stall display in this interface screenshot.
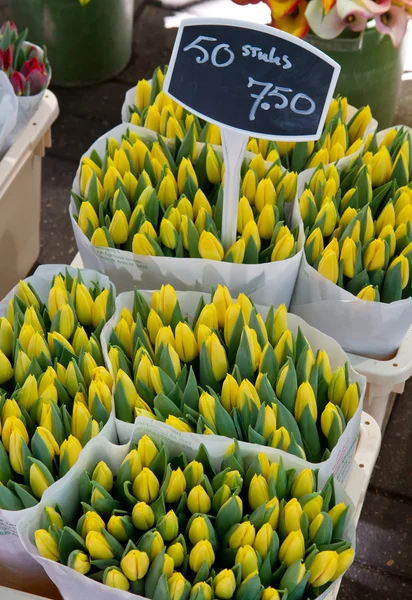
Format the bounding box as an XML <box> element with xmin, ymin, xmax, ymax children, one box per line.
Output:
<box><xmin>21</xmin><ymin>431</ymin><xmax>356</xmax><ymax>600</ymax></box>
<box><xmin>291</xmin><ymin>126</ymin><xmax>412</xmax><ymax>358</ymax></box>
<box><xmin>101</xmin><ymin>285</ymin><xmax>365</xmax><ymax>485</ymax></box>
<box><xmin>70</xmin><ymin>123</ymin><xmax>303</xmax><ymax>306</ymax></box>
<box><xmin>0</xmin><ymin>21</ymin><xmax>51</xmax><ymax>154</ymax></box>
<box><xmin>121</xmin><ymin>66</ymin><xmax>377</xmax><ymax>174</ymax></box>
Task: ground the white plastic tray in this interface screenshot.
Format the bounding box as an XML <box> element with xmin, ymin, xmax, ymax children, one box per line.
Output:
<box><xmin>348</xmin><ymin>326</ymin><xmax>412</xmax><ymax>433</ymax></box>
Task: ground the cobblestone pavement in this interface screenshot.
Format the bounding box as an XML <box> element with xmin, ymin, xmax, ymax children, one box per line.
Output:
<box><xmin>1</xmin><ymin>1</ymin><xmax>412</xmax><ymax>597</ymax></box>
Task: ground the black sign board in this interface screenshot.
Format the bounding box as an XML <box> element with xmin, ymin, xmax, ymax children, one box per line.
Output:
<box><xmin>163</xmin><ymin>19</ymin><xmax>340</xmax><ymax>140</ymax></box>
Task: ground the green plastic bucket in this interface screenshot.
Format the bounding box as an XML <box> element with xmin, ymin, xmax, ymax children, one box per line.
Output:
<box><xmin>9</xmin><ymin>0</ymin><xmax>135</xmax><ymax>87</ymax></box>
<box><xmin>307</xmin><ymin>28</ymin><xmax>407</xmax><ymax>129</ymax></box>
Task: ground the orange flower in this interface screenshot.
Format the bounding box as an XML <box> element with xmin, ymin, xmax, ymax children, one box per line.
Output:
<box><xmin>271</xmin><ymin>0</ymin><xmax>310</xmax><ymax>38</ymax></box>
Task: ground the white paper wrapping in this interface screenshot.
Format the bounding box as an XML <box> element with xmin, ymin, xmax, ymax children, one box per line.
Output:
<box><xmin>101</xmin><ymin>289</ymin><xmax>365</xmax><ymax>486</ymax></box>
<box><xmin>0</xmin><ymin>72</ymin><xmax>18</xmax><ymax>157</ymax></box>
<box><xmin>0</xmin><ymin>264</ymin><xmax>117</xmax><ymax>588</ymax></box>
<box><xmin>0</xmin><ymin>43</ymin><xmax>51</xmax><ymax>156</ymax></box>
<box><xmin>18</xmin><ymin>431</ymin><xmax>356</xmax><ymax>600</ymax></box>
<box><xmin>290</xmin><ymin>132</ymin><xmax>412</xmax><ymax>360</ymax></box>
<box><xmin>70</xmin><ymin>123</ymin><xmax>304</xmax><ymax>308</ymax></box>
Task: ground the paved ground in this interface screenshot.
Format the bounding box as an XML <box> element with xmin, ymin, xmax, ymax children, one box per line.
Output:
<box><xmin>1</xmin><ymin>1</ymin><xmax>412</xmax><ymax>598</ymax></box>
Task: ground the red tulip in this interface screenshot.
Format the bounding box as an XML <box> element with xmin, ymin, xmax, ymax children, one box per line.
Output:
<box><xmin>20</xmin><ymin>57</ymin><xmax>48</xmax><ymax>94</ymax></box>
<box><xmin>10</xmin><ymin>71</ymin><xmax>26</xmax><ymax>96</ymax></box>
<box><xmin>0</xmin><ymin>48</ymin><xmax>13</xmax><ymax>71</ymax></box>
<box><xmin>26</xmin><ymin>67</ymin><xmax>48</xmax><ymax>94</ymax></box>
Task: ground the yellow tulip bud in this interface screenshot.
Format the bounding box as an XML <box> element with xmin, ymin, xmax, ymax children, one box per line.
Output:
<box><xmin>308</xmin><ymin>550</ymin><xmax>339</xmax><ymax>586</ymax></box>
<box><xmin>348</xmin><ymin>105</ymin><xmax>372</xmax><ymax>143</ymax></box>
<box><xmin>261</xmin><ymin>588</ymin><xmax>280</xmax><ymax>600</ymax></box>
<box><xmin>255</xmin><ymin>178</ymin><xmax>277</xmax><ymax>214</ymax></box>
<box><xmin>253</xmin><ymin>523</ymin><xmax>274</xmax><ymax>560</ymax></box>
<box><xmin>237</xmin><ymin>195</ymin><xmax>254</xmax><ymax>233</ymax></box>
<box><xmin>278</xmin><ymin>529</ymin><xmax>305</xmax><ymax>567</ymax></box>
<box><xmin>248</xmin><ymin>474</ymin><xmax>269</xmax><ymax>511</ymax></box>
<box><xmin>271</xmin><ymin>231</ymin><xmax>294</xmax><ymax>262</ymax></box>
<box><xmin>277</xmin><ymin>171</ymin><xmax>298</xmax><ymax>203</ymax></box>
<box><xmin>78</xmin><ymin>201</ymin><xmax>99</xmax><ymax>235</ymax></box>
<box><xmin>91</xmin><ymin>461</ymin><xmax>113</xmax><ymax>491</ymax></box>
<box><xmin>197</xmin><ymin>231</ymin><xmax>224</xmax><ymax>261</ymax></box>
<box><xmin>257</xmin><ymin>204</ymin><xmax>276</xmax><ymax>240</ymax></box>
<box><xmin>229</xmin><ymin>521</ymin><xmax>256</xmax><ymax>549</ymax></box>
<box><xmin>60</xmin><ymin>435</ymin><xmax>82</xmax><ymax>471</ymax></box>
<box><xmin>120</xmin><ymin>549</ymin><xmax>150</xmax><ymax>581</ymax></box>
<box><xmin>318</xmin><ymin>250</ymin><xmax>339</xmax><ymax>284</ymax></box>
<box><xmin>131</xmin><ymin>501</ymin><xmax>155</xmax><ymax>531</ymax></box>
<box><xmin>305</xmin><ymin>228</ymin><xmax>324</xmax><ymax>265</ymax></box>
<box><xmin>321</xmin><ymin>402</ymin><xmax>344</xmax><ymax>439</ymax></box>
<box><xmin>235</xmin><ymin>545</ymin><xmax>259</xmax><ymax>580</ymax></box>
<box><xmin>388</xmin><ymin>254</ymin><xmax>410</xmax><ymax>289</ymax></box>
<box><xmin>34</xmin><ymin>529</ymin><xmax>59</xmax><ymax>562</ymax></box>
<box><xmin>29</xmin><ymin>462</ymin><xmax>51</xmax><ymax>499</ymax></box>
<box><xmin>315</xmin><ymin>199</ymin><xmax>338</xmax><ymax>237</ymax></box>
<box><xmin>214</xmin><ymin>569</ymin><xmax>236</xmax><ymax>599</ymax></box>
<box><xmin>339</xmin><ymin>237</ymin><xmax>357</xmax><ymax>279</ymax></box>
<box><xmin>242</xmin><ymin>220</ymin><xmax>261</xmax><ymax>253</ymax></box>
<box><xmin>241</xmin><ymin>169</ymin><xmax>258</xmax><ymax>204</ymax></box>
<box><xmin>187</xmin><ymin>484</ymin><xmax>212</xmax><ymax>514</ymax></box>
<box><xmin>331</xmin><ymin>548</ymin><xmax>355</xmax><ymax>581</ymax></box>
<box><xmin>294</xmin><ymin>382</ymin><xmax>317</xmax><ymax>422</ymax></box>
<box><xmin>165</xmin><ymin>415</ymin><xmax>194</xmax><ymax>433</ymax></box>
<box><xmin>132</xmin><ymin>467</ymin><xmax>159</xmax><ymax>503</ymax></box>
<box><xmin>291</xmin><ymin>469</ymin><xmax>314</xmax><ymax>499</ymax></box>
<box><xmin>189</xmin><ymin>540</ymin><xmax>215</xmax><ymax>573</ymax></box>
<box><xmin>316</xmin><ymin>350</ymin><xmax>333</xmax><ymax>384</ymax></box>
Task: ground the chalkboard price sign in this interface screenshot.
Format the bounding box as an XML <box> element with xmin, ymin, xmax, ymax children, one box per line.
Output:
<box><xmin>163</xmin><ymin>19</ymin><xmax>340</xmax><ymax>141</ymax></box>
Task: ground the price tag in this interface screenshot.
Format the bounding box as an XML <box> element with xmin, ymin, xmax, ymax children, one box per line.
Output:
<box><xmin>163</xmin><ymin>18</ymin><xmax>340</xmax><ymax>248</ymax></box>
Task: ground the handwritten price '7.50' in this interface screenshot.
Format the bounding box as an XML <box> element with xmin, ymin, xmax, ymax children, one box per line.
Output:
<box><xmin>247</xmin><ymin>78</ymin><xmax>316</xmax><ymax>121</ymax></box>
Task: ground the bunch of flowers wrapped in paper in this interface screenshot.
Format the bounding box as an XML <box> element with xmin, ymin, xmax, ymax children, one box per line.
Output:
<box><xmin>103</xmin><ymin>284</ymin><xmax>363</xmax><ymax>472</ymax></box>
<box><xmin>72</xmin><ymin>125</ymin><xmax>299</xmax><ymax>265</ymax></box>
<box><xmin>121</xmin><ymin>66</ymin><xmax>376</xmax><ymax>174</ymax></box>
<box><xmin>299</xmin><ymin>127</ymin><xmax>412</xmax><ymax>301</ymax></box>
<box><xmin>0</xmin><ymin>21</ymin><xmax>49</xmax><ymax>97</ymax></box>
<box><xmin>33</xmin><ymin>433</ymin><xmax>355</xmax><ymax>599</ymax></box>
<box><xmin>0</xmin><ymin>268</ymin><xmax>115</xmax><ymax>510</ymax></box>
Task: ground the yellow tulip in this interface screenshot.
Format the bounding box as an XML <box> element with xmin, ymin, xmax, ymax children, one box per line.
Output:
<box><xmin>278</xmin><ymin>530</ymin><xmax>305</xmax><ymax>566</ymax></box>
<box><xmin>318</xmin><ymin>250</ymin><xmax>339</xmax><ymax>284</ymax></box>
<box><xmin>34</xmin><ymin>529</ymin><xmax>60</xmax><ymax>562</ymax></box>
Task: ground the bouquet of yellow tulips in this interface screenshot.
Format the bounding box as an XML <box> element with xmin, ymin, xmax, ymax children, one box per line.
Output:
<box><xmin>0</xmin><ymin>266</ymin><xmax>115</xmax><ymax>511</ymax></box>
<box><xmin>300</xmin><ymin>127</ymin><xmax>412</xmax><ymax>302</ymax></box>
<box><xmin>32</xmin><ymin>433</ymin><xmax>355</xmax><ymax>600</ymax></box>
<box><xmin>291</xmin><ymin>126</ymin><xmax>412</xmax><ymax>358</ymax></box>
<box><xmin>102</xmin><ymin>284</ymin><xmax>364</xmax><ymax>478</ymax></box>
<box><xmin>122</xmin><ymin>68</ymin><xmax>376</xmax><ymax>175</ymax></box>
<box><xmin>72</xmin><ymin>125</ymin><xmax>298</xmax><ymax>265</ymax></box>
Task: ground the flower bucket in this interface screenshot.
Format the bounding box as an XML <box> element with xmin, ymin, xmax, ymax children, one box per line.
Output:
<box><xmin>307</xmin><ymin>28</ymin><xmax>408</xmax><ymax>129</ymax></box>
<box><xmin>8</xmin><ymin>0</ymin><xmax>135</xmax><ymax>87</ymax></box>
